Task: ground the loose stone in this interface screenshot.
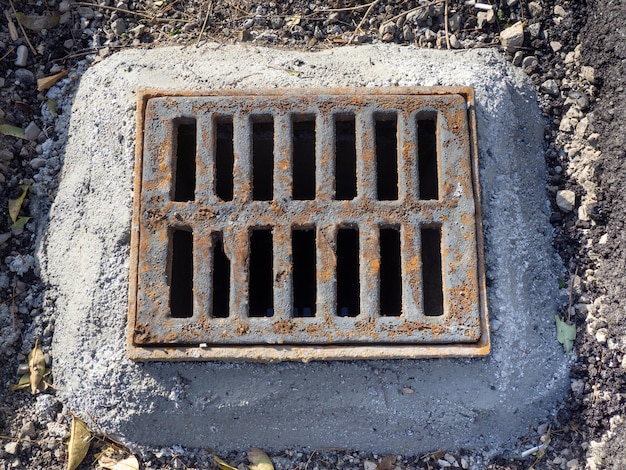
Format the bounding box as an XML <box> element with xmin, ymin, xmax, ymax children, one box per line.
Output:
<box><xmin>513</xmin><ymin>51</ymin><xmax>524</xmax><ymax>66</ymax></box>
<box><xmin>15</xmin><ymin>45</ymin><xmax>28</xmax><ymax>67</ymax></box>
<box><xmin>540</xmin><ymin>79</ymin><xmax>560</xmax><ymax>96</ymax></box>
<box><xmin>550</xmin><ymin>41</ymin><xmax>562</xmax><ymax>52</ymax></box>
<box><xmin>580</xmin><ymin>66</ymin><xmax>598</xmax><ymax>84</ymax></box>
<box><xmin>77</xmin><ymin>6</ymin><xmax>95</xmax><ymax>19</ymax></box>
<box><xmin>4</xmin><ymin>441</ymin><xmax>18</xmax><ymax>455</ymax></box>
<box><xmin>522</xmin><ymin>56</ymin><xmax>538</xmax><ymax>69</ymax></box>
<box><xmin>111</xmin><ymin>18</ymin><xmax>126</xmax><ymax>36</ymax></box>
<box><xmin>25</xmin><ymin>122</ymin><xmax>41</xmax><ymax>141</ymax></box>
<box><xmin>554</xmin><ymin>5</ymin><xmax>567</xmax><ymax>17</ymax></box>
<box><xmin>528</xmin><ymin>1</ymin><xmax>543</xmax><ymax>18</ymax></box>
<box><xmin>500</xmin><ymin>21</ymin><xmax>524</xmax><ymax>51</ymax></box>
<box><xmin>556</xmin><ymin>190</ymin><xmax>576</xmax><ymax>212</ymax></box>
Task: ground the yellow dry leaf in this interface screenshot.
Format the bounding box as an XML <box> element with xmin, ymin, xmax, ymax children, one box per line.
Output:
<box><xmin>213</xmin><ymin>453</ymin><xmax>239</xmax><ymax>470</ymax></box>
<box><xmin>286</xmin><ymin>13</ymin><xmax>301</xmax><ymax>27</ymax></box>
<box><xmin>8</xmin><ymin>184</ymin><xmax>31</xmax><ymax>224</ymax></box>
<box><xmin>9</xmin><ymin>373</ymin><xmax>30</xmax><ymax>391</ymax></box>
<box><xmin>28</xmin><ymin>339</ymin><xmax>48</xmax><ymax>393</ymax></box>
<box><xmin>15</xmin><ymin>12</ymin><xmax>61</xmax><ymax>31</ymax></box>
<box><xmin>247</xmin><ymin>448</ymin><xmax>273</xmax><ymax>470</ymax></box>
<box><xmin>37</xmin><ymin>70</ymin><xmax>68</xmax><ymax>91</ymax></box>
<box><xmin>67</xmin><ymin>414</ymin><xmax>93</xmax><ymax>470</ymax></box>
<box><xmin>98</xmin><ymin>451</ymin><xmax>140</xmax><ymax>470</ymax></box>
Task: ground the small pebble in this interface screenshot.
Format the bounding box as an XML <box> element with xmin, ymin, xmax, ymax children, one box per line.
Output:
<box><xmin>14</xmin><ymin>68</ymin><xmax>36</xmax><ymax>85</ymax></box>
<box><xmin>554</xmin><ymin>5</ymin><xmax>567</xmax><ymax>17</ymax></box>
<box><xmin>540</xmin><ymin>79</ymin><xmax>560</xmax><ymax>96</ymax></box>
<box><xmin>522</xmin><ymin>56</ymin><xmax>539</xmax><ymax>69</ymax></box>
<box><xmin>437</xmin><ymin>459</ymin><xmax>451</xmax><ymax>468</ymax></box>
<box><xmin>512</xmin><ymin>51</ymin><xmax>524</xmax><ymax>66</ymax></box>
<box><xmin>77</xmin><ymin>6</ymin><xmax>95</xmax><ymax>19</ymax></box>
<box><xmin>30</xmin><ymin>157</ymin><xmax>47</xmax><ymax>170</ymax></box>
<box><xmin>15</xmin><ymin>45</ymin><xmax>28</xmax><ymax>67</ymax></box>
<box><xmin>111</xmin><ymin>18</ymin><xmax>126</xmax><ymax>35</ymax></box>
<box><xmin>4</xmin><ymin>441</ymin><xmax>18</xmax><ymax>455</ymax></box>
<box><xmin>550</xmin><ymin>41</ymin><xmax>562</xmax><ymax>52</ymax></box>
<box><xmin>19</xmin><ymin>421</ymin><xmax>37</xmax><ymax>439</ymax></box>
<box><xmin>25</xmin><ymin>122</ymin><xmax>41</xmax><ymax>141</ymax></box>
<box><xmin>528</xmin><ymin>1</ymin><xmax>543</xmax><ymax>18</ymax></box>
<box><xmin>58</xmin><ymin>0</ymin><xmax>71</xmax><ymax>12</ymax></box>
<box><xmin>500</xmin><ymin>21</ymin><xmax>524</xmax><ymax>51</ymax></box>
<box><xmin>556</xmin><ymin>190</ymin><xmax>576</xmax><ymax>212</ymax></box>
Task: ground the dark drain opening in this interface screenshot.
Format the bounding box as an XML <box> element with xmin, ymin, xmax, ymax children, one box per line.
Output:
<box><xmin>215</xmin><ymin>118</ymin><xmax>234</xmax><ymax>201</ymax></box>
<box><xmin>173</xmin><ymin>120</ymin><xmax>196</xmax><ymax>202</ymax></box>
<box><xmin>292</xmin><ymin>118</ymin><xmax>316</xmax><ymax>200</ymax></box>
<box><xmin>335</xmin><ymin>117</ymin><xmax>357</xmax><ymax>201</ymax></box>
<box><xmin>249</xmin><ymin>229</ymin><xmax>274</xmax><ymax>317</ymax></box>
<box><xmin>252</xmin><ymin>119</ymin><xmax>274</xmax><ymax>201</ymax></box>
<box><xmin>211</xmin><ymin>233</ymin><xmax>230</xmax><ymax>318</ymax></box>
<box><xmin>380</xmin><ymin>227</ymin><xmax>402</xmax><ymax>317</ymax></box>
<box><xmin>169</xmin><ymin>228</ymin><xmax>193</xmax><ymax>318</ymax></box>
<box><xmin>375</xmin><ymin>115</ymin><xmax>398</xmax><ymax>201</ymax></box>
<box><xmin>336</xmin><ymin>228</ymin><xmax>360</xmax><ymax>317</ymax></box>
<box><xmin>292</xmin><ymin>228</ymin><xmax>316</xmax><ymax>317</ymax></box>
<box><xmin>421</xmin><ymin>226</ymin><xmax>444</xmax><ymax>317</ymax></box>
<box><xmin>418</xmin><ymin>116</ymin><xmax>439</xmax><ymax>200</ymax></box>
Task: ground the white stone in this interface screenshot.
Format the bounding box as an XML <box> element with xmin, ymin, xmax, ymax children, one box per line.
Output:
<box><xmin>595</xmin><ymin>328</ymin><xmax>608</xmax><ymax>343</ymax></box>
<box><xmin>500</xmin><ymin>21</ymin><xmax>524</xmax><ymax>51</ymax></box>
<box><xmin>4</xmin><ymin>441</ymin><xmax>18</xmax><ymax>455</ymax></box>
<box><xmin>15</xmin><ymin>45</ymin><xmax>28</xmax><ymax>67</ymax></box>
<box><xmin>363</xmin><ymin>461</ymin><xmax>377</xmax><ymax>470</ymax></box>
<box><xmin>556</xmin><ymin>190</ymin><xmax>576</xmax><ymax>212</ymax></box>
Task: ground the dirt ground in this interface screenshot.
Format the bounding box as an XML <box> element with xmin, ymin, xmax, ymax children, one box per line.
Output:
<box><xmin>1</xmin><ymin>0</ymin><xmax>625</xmax><ymax>469</ymax></box>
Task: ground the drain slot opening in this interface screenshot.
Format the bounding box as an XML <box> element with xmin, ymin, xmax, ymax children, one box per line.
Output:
<box><xmin>421</xmin><ymin>226</ymin><xmax>444</xmax><ymax>317</ymax></box>
<box><xmin>335</xmin><ymin>117</ymin><xmax>357</xmax><ymax>201</ymax></box>
<box><xmin>172</xmin><ymin>120</ymin><xmax>196</xmax><ymax>202</ymax></box>
<box><xmin>249</xmin><ymin>229</ymin><xmax>274</xmax><ymax>317</ymax></box>
<box><xmin>169</xmin><ymin>228</ymin><xmax>193</xmax><ymax>318</ymax></box>
<box><xmin>380</xmin><ymin>227</ymin><xmax>402</xmax><ymax>317</ymax></box>
<box><xmin>292</xmin><ymin>118</ymin><xmax>316</xmax><ymax>200</ymax></box>
<box><xmin>211</xmin><ymin>232</ymin><xmax>230</xmax><ymax>318</ymax></box>
<box><xmin>336</xmin><ymin>228</ymin><xmax>360</xmax><ymax>317</ymax></box>
<box><xmin>375</xmin><ymin>114</ymin><xmax>399</xmax><ymax>201</ymax></box>
<box><xmin>418</xmin><ymin>116</ymin><xmax>439</xmax><ymax>200</ymax></box>
<box><xmin>252</xmin><ymin>119</ymin><xmax>274</xmax><ymax>201</ymax></box>
<box><xmin>215</xmin><ymin>118</ymin><xmax>234</xmax><ymax>201</ymax></box>
<box><xmin>292</xmin><ymin>228</ymin><xmax>317</xmax><ymax>317</ymax></box>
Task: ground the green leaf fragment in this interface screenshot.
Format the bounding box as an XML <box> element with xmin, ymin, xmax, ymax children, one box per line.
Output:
<box><xmin>8</xmin><ymin>184</ymin><xmax>31</xmax><ymax>223</ymax></box>
<box><xmin>0</xmin><ymin>124</ymin><xmax>26</xmax><ymax>139</ymax></box>
<box><xmin>15</xmin><ymin>12</ymin><xmax>61</xmax><ymax>31</ymax></box>
<box><xmin>11</xmin><ymin>216</ymin><xmax>31</xmax><ymax>230</ymax></box>
<box><xmin>555</xmin><ymin>315</ymin><xmax>576</xmax><ymax>352</ymax></box>
<box><xmin>47</xmin><ymin>99</ymin><xmax>58</xmax><ymax>117</ymax></box>
<box><xmin>248</xmin><ymin>448</ymin><xmax>274</xmax><ymax>470</ymax></box>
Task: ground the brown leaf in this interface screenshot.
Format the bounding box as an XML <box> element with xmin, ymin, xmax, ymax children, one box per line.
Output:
<box><xmin>97</xmin><ymin>445</ymin><xmax>140</xmax><ymax>470</ymax></box>
<box><xmin>15</xmin><ymin>12</ymin><xmax>61</xmax><ymax>31</ymax></box>
<box><xmin>67</xmin><ymin>414</ymin><xmax>92</xmax><ymax>470</ymax></box>
<box><xmin>37</xmin><ymin>70</ymin><xmax>68</xmax><ymax>92</ymax></box>
<box><xmin>28</xmin><ymin>338</ymin><xmax>47</xmax><ymax>393</ymax></box>
<box><xmin>376</xmin><ymin>455</ymin><xmax>397</xmax><ymax>470</ymax></box>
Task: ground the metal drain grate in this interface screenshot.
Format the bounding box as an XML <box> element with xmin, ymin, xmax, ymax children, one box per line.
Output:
<box><xmin>128</xmin><ymin>88</ymin><xmax>489</xmax><ymax>361</ymax></box>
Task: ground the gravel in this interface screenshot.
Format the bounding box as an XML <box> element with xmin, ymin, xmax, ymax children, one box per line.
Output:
<box><xmin>1</xmin><ymin>0</ymin><xmax>624</xmax><ymax>469</ymax></box>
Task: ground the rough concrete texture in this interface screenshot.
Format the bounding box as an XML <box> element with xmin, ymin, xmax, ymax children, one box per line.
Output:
<box><xmin>39</xmin><ymin>45</ymin><xmax>569</xmax><ymax>455</ymax></box>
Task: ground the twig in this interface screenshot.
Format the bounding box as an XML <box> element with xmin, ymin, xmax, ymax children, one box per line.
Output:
<box><xmin>382</xmin><ymin>0</ymin><xmax>446</xmax><ymax>26</ymax></box>
<box><xmin>567</xmin><ymin>264</ymin><xmax>579</xmax><ymax>323</ymax></box>
<box><xmin>4</xmin><ymin>10</ymin><xmax>19</xmax><ymax>40</ymax></box>
<box><xmin>0</xmin><ymin>46</ymin><xmax>16</xmax><ymax>62</ymax></box>
<box><xmin>8</xmin><ymin>0</ymin><xmax>37</xmax><ymax>55</ymax></box>
<box><xmin>196</xmin><ymin>0</ymin><xmax>213</xmax><ymax>47</ymax></box>
<box><xmin>224</xmin><ymin>0</ymin><xmax>251</xmax><ymax>16</ymax></box>
<box><xmin>349</xmin><ymin>0</ymin><xmax>380</xmax><ymax>44</ymax></box>
<box><xmin>444</xmin><ymin>0</ymin><xmax>451</xmax><ymax>49</ymax></box>
<box><xmin>308</xmin><ymin>0</ymin><xmax>379</xmax><ymax>15</ymax></box>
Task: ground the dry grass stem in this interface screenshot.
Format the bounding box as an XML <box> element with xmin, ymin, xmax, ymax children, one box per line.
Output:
<box><xmin>8</xmin><ymin>0</ymin><xmax>37</xmax><ymax>55</ymax></box>
<box><xmin>349</xmin><ymin>0</ymin><xmax>380</xmax><ymax>44</ymax></box>
<box><xmin>444</xmin><ymin>0</ymin><xmax>451</xmax><ymax>49</ymax></box>
<box><xmin>383</xmin><ymin>0</ymin><xmax>446</xmax><ymax>26</ymax></box>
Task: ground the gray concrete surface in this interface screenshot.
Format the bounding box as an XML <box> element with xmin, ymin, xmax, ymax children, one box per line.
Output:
<box><xmin>38</xmin><ymin>45</ymin><xmax>569</xmax><ymax>455</ymax></box>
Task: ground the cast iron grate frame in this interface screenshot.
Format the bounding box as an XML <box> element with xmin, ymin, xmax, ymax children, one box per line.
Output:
<box><xmin>128</xmin><ymin>87</ymin><xmax>489</xmax><ymax>361</ymax></box>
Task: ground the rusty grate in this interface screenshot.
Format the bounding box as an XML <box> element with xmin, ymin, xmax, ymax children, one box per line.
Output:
<box><xmin>128</xmin><ymin>88</ymin><xmax>489</xmax><ymax>361</ymax></box>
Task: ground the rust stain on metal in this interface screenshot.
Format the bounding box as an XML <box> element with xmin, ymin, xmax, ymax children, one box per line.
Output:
<box><xmin>127</xmin><ymin>87</ymin><xmax>490</xmax><ymax>361</ymax></box>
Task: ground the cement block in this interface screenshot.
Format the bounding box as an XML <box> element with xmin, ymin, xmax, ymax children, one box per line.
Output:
<box><xmin>40</xmin><ymin>45</ymin><xmax>568</xmax><ymax>455</ymax></box>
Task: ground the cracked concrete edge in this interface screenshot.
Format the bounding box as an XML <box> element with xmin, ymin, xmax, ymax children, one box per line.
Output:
<box><xmin>39</xmin><ymin>44</ymin><xmax>569</xmax><ymax>455</ymax></box>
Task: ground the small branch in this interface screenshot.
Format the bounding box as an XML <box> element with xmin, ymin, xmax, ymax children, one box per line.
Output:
<box><xmin>8</xmin><ymin>0</ymin><xmax>37</xmax><ymax>55</ymax></box>
<box><xmin>196</xmin><ymin>0</ymin><xmax>213</xmax><ymax>47</ymax></box>
<box><xmin>0</xmin><ymin>46</ymin><xmax>16</xmax><ymax>63</ymax></box>
<box><xmin>567</xmin><ymin>264</ymin><xmax>579</xmax><ymax>323</ymax></box>
<box><xmin>349</xmin><ymin>0</ymin><xmax>380</xmax><ymax>44</ymax></box>
<box><xmin>444</xmin><ymin>0</ymin><xmax>451</xmax><ymax>49</ymax></box>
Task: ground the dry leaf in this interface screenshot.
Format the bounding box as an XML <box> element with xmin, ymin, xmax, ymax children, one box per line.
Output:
<box><xmin>376</xmin><ymin>455</ymin><xmax>397</xmax><ymax>470</ymax></box>
<box><xmin>0</xmin><ymin>123</ymin><xmax>26</xmax><ymax>139</ymax></box>
<box><xmin>286</xmin><ymin>14</ymin><xmax>301</xmax><ymax>27</ymax></box>
<box><xmin>8</xmin><ymin>183</ymin><xmax>30</xmax><ymax>223</ymax></box>
<box><xmin>213</xmin><ymin>453</ymin><xmax>238</xmax><ymax>470</ymax></box>
<box><xmin>248</xmin><ymin>448</ymin><xmax>273</xmax><ymax>470</ymax></box>
<box><xmin>97</xmin><ymin>446</ymin><xmax>140</xmax><ymax>470</ymax></box>
<box><xmin>37</xmin><ymin>70</ymin><xmax>68</xmax><ymax>91</ymax></box>
<box><xmin>28</xmin><ymin>339</ymin><xmax>48</xmax><ymax>393</ymax></box>
<box><xmin>555</xmin><ymin>315</ymin><xmax>576</xmax><ymax>353</ymax></box>
<box><xmin>67</xmin><ymin>414</ymin><xmax>93</xmax><ymax>470</ymax></box>
<box><xmin>15</xmin><ymin>12</ymin><xmax>61</xmax><ymax>31</ymax></box>
<box><xmin>11</xmin><ymin>216</ymin><xmax>31</xmax><ymax>230</ymax></box>
<box><xmin>9</xmin><ymin>373</ymin><xmax>30</xmax><ymax>391</ymax></box>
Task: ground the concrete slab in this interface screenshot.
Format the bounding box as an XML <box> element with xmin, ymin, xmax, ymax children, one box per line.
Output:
<box><xmin>39</xmin><ymin>45</ymin><xmax>569</xmax><ymax>454</ymax></box>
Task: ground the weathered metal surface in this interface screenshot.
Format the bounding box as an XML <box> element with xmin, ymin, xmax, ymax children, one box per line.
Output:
<box><xmin>128</xmin><ymin>88</ymin><xmax>489</xmax><ymax>361</ymax></box>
